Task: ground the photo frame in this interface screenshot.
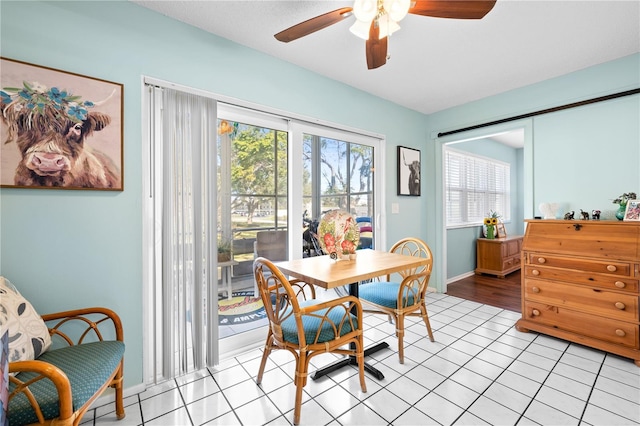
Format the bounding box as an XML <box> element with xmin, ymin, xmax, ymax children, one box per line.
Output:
<box><xmin>1</xmin><ymin>57</ymin><xmax>123</xmax><ymax>190</ymax></box>
<box><xmin>397</xmin><ymin>146</ymin><xmax>421</xmax><ymax>196</ymax></box>
<box><xmin>623</xmin><ymin>200</ymin><xmax>640</xmax><ymax>221</ymax></box>
<box><xmin>496</xmin><ymin>222</ymin><xmax>507</xmax><ymax>238</ymax></box>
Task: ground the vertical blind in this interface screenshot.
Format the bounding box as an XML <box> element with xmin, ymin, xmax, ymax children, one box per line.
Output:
<box><xmin>444</xmin><ymin>147</ymin><xmax>510</xmax><ymax>226</ymax></box>
<box><xmin>147</xmin><ymin>85</ymin><xmax>219</xmax><ymax>382</ymax></box>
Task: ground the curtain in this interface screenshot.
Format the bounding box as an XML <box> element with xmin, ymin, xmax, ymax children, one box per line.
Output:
<box><xmin>148</xmin><ymin>85</ymin><xmax>218</xmax><ymax>382</ymax></box>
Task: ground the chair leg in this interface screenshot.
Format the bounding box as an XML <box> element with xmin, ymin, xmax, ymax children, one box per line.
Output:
<box><xmin>114</xmin><ymin>362</ymin><xmax>125</xmax><ymax>419</ymax></box>
<box><xmin>396</xmin><ymin>313</ymin><xmax>405</xmax><ymax>364</ymax></box>
<box><xmin>420</xmin><ymin>304</ymin><xmax>435</xmax><ymax>342</ymax></box>
<box><xmin>256</xmin><ymin>333</ymin><xmax>273</xmax><ymax>384</ymax></box>
<box><xmin>293</xmin><ymin>352</ymin><xmax>308</xmax><ymax>425</ymax></box>
<box><xmin>355</xmin><ymin>339</ymin><xmax>367</xmax><ymax>393</ymax></box>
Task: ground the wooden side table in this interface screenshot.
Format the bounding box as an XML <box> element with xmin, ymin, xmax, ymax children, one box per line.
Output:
<box><xmin>475</xmin><ymin>235</ymin><xmax>523</xmax><ymax>278</ymax></box>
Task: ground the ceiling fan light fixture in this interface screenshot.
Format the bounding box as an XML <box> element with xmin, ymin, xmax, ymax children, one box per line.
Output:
<box><xmin>383</xmin><ymin>0</ymin><xmax>410</xmax><ymax>22</ymax></box>
<box><xmin>377</xmin><ymin>16</ymin><xmax>401</xmax><ymax>39</ymax></box>
<box><xmin>349</xmin><ymin>19</ymin><xmax>371</xmax><ymax>40</ymax></box>
<box><xmin>352</xmin><ymin>0</ymin><xmax>378</xmax><ymax>22</ymax></box>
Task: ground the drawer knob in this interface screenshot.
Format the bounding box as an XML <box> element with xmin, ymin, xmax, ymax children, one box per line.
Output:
<box><xmin>607</xmin><ymin>265</ymin><xmax>617</xmax><ymax>272</ymax></box>
<box><xmin>615</xmin><ymin>302</ymin><xmax>626</xmax><ymax>310</ymax></box>
<box><xmin>532</xmin><ymin>269</ymin><xmax>540</xmax><ymax>276</ymax></box>
<box><xmin>532</xmin><ymin>287</ymin><xmax>540</xmax><ymax>293</ymax></box>
<box><xmin>537</xmin><ymin>257</ymin><xmax>546</xmax><ymax>264</ymax></box>
<box><xmin>532</xmin><ymin>309</ymin><xmax>540</xmax><ymax>316</ymax></box>
<box><xmin>614</xmin><ymin>281</ymin><xmax>626</xmax><ymax>289</ymax></box>
<box><xmin>615</xmin><ymin>329</ymin><xmax>626</xmax><ymax>337</ymax></box>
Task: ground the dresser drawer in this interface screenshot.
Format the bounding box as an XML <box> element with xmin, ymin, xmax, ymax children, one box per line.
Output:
<box><xmin>522</xmin><ymin>221</ymin><xmax>640</xmax><ymax>260</ymax></box>
<box><xmin>502</xmin><ymin>255</ymin><xmax>521</xmax><ymax>271</ymax></box>
<box><xmin>523</xmin><ymin>301</ymin><xmax>640</xmax><ymax>348</ymax></box>
<box><xmin>526</xmin><ymin>253</ymin><xmax>632</xmax><ymax>277</ymax></box>
<box><xmin>524</xmin><ymin>279</ymin><xmax>639</xmax><ymax>322</ymax></box>
<box><xmin>524</xmin><ymin>265</ymin><xmax>639</xmax><ymax>293</ymax></box>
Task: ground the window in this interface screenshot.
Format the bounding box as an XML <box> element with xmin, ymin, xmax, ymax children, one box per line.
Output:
<box><xmin>444</xmin><ymin>147</ymin><xmax>510</xmax><ymax>226</ymax></box>
<box><xmin>217</xmin><ymin>105</ymin><xmax>288</xmax><ymax>277</ymax></box>
<box><xmin>302</xmin><ymin>134</ymin><xmax>374</xmax><ymax>220</ymax></box>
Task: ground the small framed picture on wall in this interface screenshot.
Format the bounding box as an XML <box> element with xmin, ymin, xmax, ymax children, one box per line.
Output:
<box><xmin>397</xmin><ymin>146</ymin><xmax>420</xmax><ymax>196</ymax></box>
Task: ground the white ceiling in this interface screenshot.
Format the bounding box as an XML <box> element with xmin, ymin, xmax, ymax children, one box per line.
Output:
<box><xmin>131</xmin><ymin>1</ymin><xmax>639</xmax><ymax>148</ymax></box>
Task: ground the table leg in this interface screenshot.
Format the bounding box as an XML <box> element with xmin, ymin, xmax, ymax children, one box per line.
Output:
<box><xmin>222</xmin><ymin>265</ymin><xmax>232</xmax><ymax>299</ymax></box>
<box><xmin>310</xmin><ymin>282</ymin><xmax>389</xmax><ymax>381</ymax></box>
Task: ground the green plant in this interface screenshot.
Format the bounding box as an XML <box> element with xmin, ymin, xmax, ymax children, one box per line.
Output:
<box><xmin>613</xmin><ymin>192</ymin><xmax>637</xmax><ymax>205</ymax></box>
<box><xmin>217</xmin><ymin>236</ymin><xmax>232</xmax><ymax>259</ymax></box>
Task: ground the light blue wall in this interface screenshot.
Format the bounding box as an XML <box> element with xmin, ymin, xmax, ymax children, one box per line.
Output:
<box><xmin>0</xmin><ymin>0</ymin><xmax>429</xmax><ymax>389</ymax></box>
<box><xmin>1</xmin><ymin>1</ymin><xmax>639</xmax><ymax>392</ymax></box>
<box><xmin>429</xmin><ymin>53</ymin><xmax>639</xmax><ymax>287</ymax></box>
<box><xmin>445</xmin><ymin>139</ymin><xmax>523</xmax><ymax>279</ymax></box>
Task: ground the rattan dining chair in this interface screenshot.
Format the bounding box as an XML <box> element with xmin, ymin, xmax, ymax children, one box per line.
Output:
<box><xmin>253</xmin><ymin>257</ymin><xmax>367</xmax><ymax>425</ymax></box>
<box><xmin>358</xmin><ymin>237</ymin><xmax>435</xmax><ymax>363</ymax></box>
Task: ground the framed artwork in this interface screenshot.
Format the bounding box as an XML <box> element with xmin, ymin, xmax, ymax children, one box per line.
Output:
<box><xmin>496</xmin><ymin>222</ymin><xmax>507</xmax><ymax>238</ymax></box>
<box><xmin>0</xmin><ymin>57</ymin><xmax>123</xmax><ymax>190</ymax></box>
<box><xmin>623</xmin><ymin>200</ymin><xmax>640</xmax><ymax>221</ymax></box>
<box><xmin>397</xmin><ymin>146</ymin><xmax>420</xmax><ymax>196</ymax></box>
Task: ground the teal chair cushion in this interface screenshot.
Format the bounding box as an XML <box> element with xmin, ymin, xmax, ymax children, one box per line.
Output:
<box><xmin>281</xmin><ymin>300</ymin><xmax>358</xmax><ymax>345</ymax></box>
<box><xmin>359</xmin><ymin>282</ymin><xmax>416</xmax><ymax>308</ymax></box>
<box><xmin>8</xmin><ymin>340</ymin><xmax>125</xmax><ymax>426</ymax></box>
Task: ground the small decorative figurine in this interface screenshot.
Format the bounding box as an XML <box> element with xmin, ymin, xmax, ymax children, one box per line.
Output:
<box><xmin>592</xmin><ymin>210</ymin><xmax>601</xmax><ymax>220</ymax></box>
<box><xmin>580</xmin><ymin>209</ymin><xmax>589</xmax><ymax>220</ymax></box>
<box><xmin>564</xmin><ymin>211</ymin><xmax>575</xmax><ymax>220</ymax></box>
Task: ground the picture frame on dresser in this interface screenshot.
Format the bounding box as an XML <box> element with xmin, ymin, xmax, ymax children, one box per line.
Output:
<box><xmin>496</xmin><ymin>222</ymin><xmax>507</xmax><ymax>238</ymax></box>
<box><xmin>623</xmin><ymin>199</ymin><xmax>640</xmax><ymax>221</ymax></box>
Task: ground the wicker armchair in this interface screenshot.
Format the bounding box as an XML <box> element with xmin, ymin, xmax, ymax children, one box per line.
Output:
<box><xmin>358</xmin><ymin>237</ymin><xmax>435</xmax><ymax>363</ymax></box>
<box><xmin>8</xmin><ymin>307</ymin><xmax>125</xmax><ymax>426</ymax></box>
<box><xmin>253</xmin><ymin>257</ymin><xmax>367</xmax><ymax>425</ymax></box>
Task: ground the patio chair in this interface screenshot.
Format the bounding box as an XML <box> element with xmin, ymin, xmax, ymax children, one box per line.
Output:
<box><xmin>358</xmin><ymin>237</ymin><xmax>435</xmax><ymax>363</ymax></box>
<box><xmin>253</xmin><ymin>257</ymin><xmax>367</xmax><ymax>425</ymax></box>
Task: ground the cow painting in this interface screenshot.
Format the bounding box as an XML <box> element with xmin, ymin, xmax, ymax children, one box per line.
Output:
<box><xmin>399</xmin><ymin>147</ymin><xmax>420</xmax><ymax>196</ymax></box>
<box><xmin>0</xmin><ymin>71</ymin><xmax>122</xmax><ymax>190</ymax></box>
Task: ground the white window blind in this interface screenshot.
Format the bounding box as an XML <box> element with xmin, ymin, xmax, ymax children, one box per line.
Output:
<box><xmin>445</xmin><ymin>147</ymin><xmax>510</xmax><ymax>226</ymax></box>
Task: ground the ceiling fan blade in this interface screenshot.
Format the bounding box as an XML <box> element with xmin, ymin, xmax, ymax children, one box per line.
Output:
<box><xmin>366</xmin><ymin>21</ymin><xmax>387</xmax><ymax>70</ymax></box>
<box><xmin>274</xmin><ymin>7</ymin><xmax>353</xmax><ymax>42</ymax></box>
<box><xmin>408</xmin><ymin>0</ymin><xmax>497</xmax><ymax>19</ymax></box>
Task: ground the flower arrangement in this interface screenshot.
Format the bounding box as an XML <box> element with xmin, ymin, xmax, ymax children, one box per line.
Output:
<box><xmin>1</xmin><ymin>81</ymin><xmax>96</xmax><ymax>124</ymax></box>
<box><xmin>613</xmin><ymin>192</ymin><xmax>637</xmax><ymax>206</ymax></box>
<box><xmin>483</xmin><ymin>210</ymin><xmax>501</xmax><ymax>239</ymax></box>
<box><xmin>317</xmin><ymin>209</ymin><xmax>360</xmax><ymax>260</ymax></box>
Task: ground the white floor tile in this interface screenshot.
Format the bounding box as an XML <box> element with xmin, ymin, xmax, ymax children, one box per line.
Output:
<box><xmin>186</xmin><ymin>392</ymin><xmax>232</xmax><ymax>425</ymax></box>
<box><xmin>362</xmin><ymin>388</ymin><xmax>411</xmax><ymax>422</ymax></box>
<box><xmin>110</xmin><ymin>296</ymin><xmax>640</xmax><ymax>426</ymax></box>
<box><xmin>467</xmin><ymin>394</ymin><xmax>520</xmax><ymax>425</ymax></box>
<box><xmin>233</xmin><ymin>395</ymin><xmax>281</xmax><ymax>425</ymax></box>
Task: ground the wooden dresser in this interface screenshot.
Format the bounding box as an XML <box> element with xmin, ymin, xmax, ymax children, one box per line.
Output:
<box><xmin>516</xmin><ymin>219</ymin><xmax>640</xmax><ymax>366</ymax></box>
<box><xmin>475</xmin><ymin>235</ymin><xmax>523</xmax><ymax>278</ymax></box>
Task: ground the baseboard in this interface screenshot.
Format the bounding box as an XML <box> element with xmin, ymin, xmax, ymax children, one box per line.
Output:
<box><xmin>446</xmin><ymin>271</ymin><xmax>475</xmax><ymax>284</ymax></box>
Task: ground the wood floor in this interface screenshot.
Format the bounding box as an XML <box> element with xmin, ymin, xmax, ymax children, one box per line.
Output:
<box><xmin>445</xmin><ymin>269</ymin><xmax>522</xmax><ymax>312</ymax></box>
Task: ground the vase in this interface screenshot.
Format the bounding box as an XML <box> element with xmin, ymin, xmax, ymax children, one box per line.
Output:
<box><xmin>486</xmin><ymin>225</ymin><xmax>495</xmax><ymax>239</ymax></box>
<box><xmin>615</xmin><ymin>204</ymin><xmax>626</xmax><ymax>221</ymax></box>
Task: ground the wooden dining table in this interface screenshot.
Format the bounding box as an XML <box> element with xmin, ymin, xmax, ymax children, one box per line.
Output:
<box><xmin>274</xmin><ymin>249</ymin><xmax>430</xmax><ymax>380</ymax></box>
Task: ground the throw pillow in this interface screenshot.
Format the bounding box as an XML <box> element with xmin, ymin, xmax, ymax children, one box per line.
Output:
<box><xmin>0</xmin><ymin>276</ymin><xmax>52</xmax><ymax>362</ymax></box>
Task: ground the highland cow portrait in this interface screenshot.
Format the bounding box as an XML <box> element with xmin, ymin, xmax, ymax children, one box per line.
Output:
<box><xmin>397</xmin><ymin>146</ymin><xmax>421</xmax><ymax>196</ymax></box>
<box><xmin>0</xmin><ymin>58</ymin><xmax>123</xmax><ymax>190</ymax></box>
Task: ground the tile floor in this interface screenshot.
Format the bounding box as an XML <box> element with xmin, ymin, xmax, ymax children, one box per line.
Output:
<box><xmin>83</xmin><ymin>293</ymin><xmax>640</xmax><ymax>425</ymax></box>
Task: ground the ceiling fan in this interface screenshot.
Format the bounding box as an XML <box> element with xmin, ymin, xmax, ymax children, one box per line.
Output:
<box><xmin>275</xmin><ymin>0</ymin><xmax>497</xmax><ymax>70</ymax></box>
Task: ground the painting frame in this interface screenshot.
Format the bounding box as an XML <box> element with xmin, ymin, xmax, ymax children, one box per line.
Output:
<box><xmin>496</xmin><ymin>222</ymin><xmax>507</xmax><ymax>238</ymax></box>
<box><xmin>623</xmin><ymin>200</ymin><xmax>640</xmax><ymax>221</ymax></box>
<box><xmin>397</xmin><ymin>146</ymin><xmax>421</xmax><ymax>196</ymax></box>
<box><xmin>0</xmin><ymin>57</ymin><xmax>124</xmax><ymax>191</ymax></box>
